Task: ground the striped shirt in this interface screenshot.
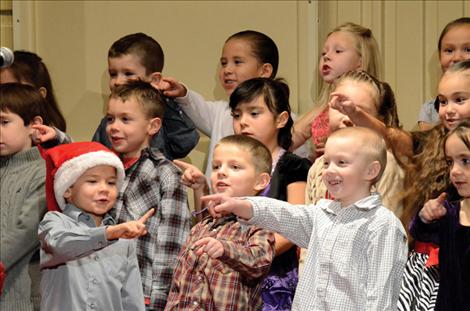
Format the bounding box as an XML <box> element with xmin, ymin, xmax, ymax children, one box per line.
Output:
<box><xmin>165</xmin><ymin>215</ymin><xmax>275</xmax><ymax>310</ymax></box>
<box><xmin>244</xmin><ymin>194</ymin><xmax>408</xmax><ymax>311</ymax></box>
<box><xmin>112</xmin><ymin>148</ymin><xmax>191</xmax><ymax>310</ymax></box>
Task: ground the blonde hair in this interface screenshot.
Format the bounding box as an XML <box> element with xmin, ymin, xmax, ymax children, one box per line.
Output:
<box><xmin>215</xmin><ymin>135</ymin><xmax>272</xmax><ymax>175</ymax></box>
<box><xmin>317</xmin><ymin>22</ymin><xmax>383</xmax><ymax>107</ymax></box>
<box><xmin>328</xmin><ymin>127</ymin><xmax>387</xmax><ymax>185</ymax></box>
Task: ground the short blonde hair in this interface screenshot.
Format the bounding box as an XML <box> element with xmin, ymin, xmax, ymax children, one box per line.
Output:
<box><xmin>328</xmin><ymin>127</ymin><xmax>387</xmax><ymax>185</ymax></box>
<box><xmin>215</xmin><ymin>135</ymin><xmax>272</xmax><ymax>175</ymax></box>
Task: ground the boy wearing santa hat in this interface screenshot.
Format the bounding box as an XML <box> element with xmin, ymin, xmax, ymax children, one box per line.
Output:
<box><xmin>39</xmin><ymin>142</ymin><xmax>151</xmax><ymax>311</ymax></box>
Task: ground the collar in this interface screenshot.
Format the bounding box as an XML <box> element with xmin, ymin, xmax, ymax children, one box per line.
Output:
<box><xmin>62</xmin><ymin>204</ymin><xmax>116</xmax><ymax>227</ymax></box>
<box><xmin>122</xmin><ymin>147</ymin><xmax>166</xmax><ymax>170</ymax></box>
<box><xmin>320</xmin><ymin>193</ymin><xmax>382</xmax><ymax>215</ymax></box>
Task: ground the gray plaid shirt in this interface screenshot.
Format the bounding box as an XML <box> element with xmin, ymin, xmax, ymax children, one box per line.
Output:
<box><xmin>244</xmin><ymin>194</ymin><xmax>407</xmax><ymax>311</ymax></box>
<box><xmin>112</xmin><ymin>148</ymin><xmax>191</xmax><ymax>310</ymax></box>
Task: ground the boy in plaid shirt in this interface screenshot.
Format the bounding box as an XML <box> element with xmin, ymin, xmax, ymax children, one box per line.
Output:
<box><xmin>105</xmin><ymin>81</ymin><xmax>191</xmax><ymax>309</ymax></box>
<box><xmin>165</xmin><ymin>135</ymin><xmax>275</xmax><ymax>310</ymax></box>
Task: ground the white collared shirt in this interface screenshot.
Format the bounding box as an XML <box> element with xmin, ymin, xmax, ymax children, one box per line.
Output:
<box><xmin>245</xmin><ymin>194</ymin><xmax>407</xmax><ymax>311</ymax></box>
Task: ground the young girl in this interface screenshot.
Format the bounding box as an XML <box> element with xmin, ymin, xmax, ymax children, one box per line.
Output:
<box><xmin>306</xmin><ymin>70</ymin><xmax>405</xmax><ymax>217</ymax></box>
<box><xmin>398</xmin><ymin>59</ymin><xmax>470</xmax><ymax>311</ymax></box>
<box><xmin>292</xmin><ymin>22</ymin><xmax>387</xmax><ymax>158</ymax></box>
<box><xmin>417</xmin><ymin>17</ymin><xmax>470</xmax><ymax>131</ymax></box>
<box><xmin>0</xmin><ymin>50</ymin><xmax>67</xmax><ymax>132</ymax></box>
<box><xmin>410</xmin><ymin>119</ymin><xmax>470</xmax><ymax>311</ymax></box>
<box><xmin>229</xmin><ymin>78</ymin><xmax>311</xmax><ymax>311</ymax></box>
<box><xmin>161</xmin><ymin>30</ymin><xmax>279</xmax><ymax>177</ymax></box>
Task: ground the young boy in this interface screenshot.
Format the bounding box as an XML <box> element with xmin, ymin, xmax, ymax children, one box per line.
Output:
<box><xmin>0</xmin><ymin>84</ymin><xmax>48</xmax><ymax>310</ymax></box>
<box><xmin>165</xmin><ymin>135</ymin><xmax>275</xmax><ymax>311</ymax></box>
<box><xmin>203</xmin><ymin>127</ymin><xmax>408</xmax><ymax>310</ymax></box>
<box><xmin>92</xmin><ymin>32</ymin><xmax>199</xmax><ymax>160</ymax></box>
<box><xmin>39</xmin><ymin>141</ymin><xmax>150</xmax><ymax>311</ymax></box>
<box><xmin>106</xmin><ymin>81</ymin><xmax>192</xmax><ymax>309</ymax></box>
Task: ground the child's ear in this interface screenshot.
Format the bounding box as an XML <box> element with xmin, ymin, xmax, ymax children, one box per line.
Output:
<box><xmin>149</xmin><ymin>72</ymin><xmax>162</xmax><ymax>89</ymax></box>
<box><xmin>254</xmin><ymin>172</ymin><xmax>271</xmax><ymax>192</ymax></box>
<box><xmin>38</xmin><ymin>87</ymin><xmax>47</xmax><ymax>99</ymax></box>
<box><xmin>364</xmin><ymin>160</ymin><xmax>381</xmax><ymax>182</ymax></box>
<box><xmin>259</xmin><ymin>63</ymin><xmax>273</xmax><ymax>78</ymax></box>
<box><xmin>276</xmin><ymin>111</ymin><xmax>289</xmax><ymax>129</ymax></box>
<box><xmin>63</xmin><ymin>187</ymin><xmax>73</xmax><ymax>201</ymax></box>
<box><xmin>148</xmin><ymin>117</ymin><xmax>162</xmax><ymax>136</ymax></box>
<box><xmin>31</xmin><ymin>116</ymin><xmax>43</xmax><ymax>125</ymax></box>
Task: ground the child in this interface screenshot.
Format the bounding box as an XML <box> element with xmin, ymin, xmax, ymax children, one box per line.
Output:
<box><xmin>165</xmin><ymin>135</ymin><xmax>275</xmax><ymax>310</ymax></box>
<box><xmin>91</xmin><ymin>32</ymin><xmax>199</xmax><ymax>160</ymax></box>
<box><xmin>0</xmin><ymin>50</ymin><xmax>67</xmax><ymax>132</ymax></box>
<box><xmin>161</xmin><ymin>30</ymin><xmax>279</xmax><ymax>177</ymax></box>
<box><xmin>410</xmin><ymin>120</ymin><xmax>470</xmax><ymax>310</ymax></box>
<box><xmin>229</xmin><ymin>78</ymin><xmax>311</xmax><ymax>310</ymax></box>
<box><xmin>0</xmin><ymin>84</ymin><xmax>48</xmax><ymax>310</ymax></box>
<box><xmin>39</xmin><ymin>142</ymin><xmax>149</xmax><ymax>311</ymax></box>
<box><xmin>203</xmin><ymin>126</ymin><xmax>408</xmax><ymax>310</ymax></box>
<box><xmin>105</xmin><ymin>80</ymin><xmax>192</xmax><ymax>309</ymax></box>
<box><xmin>306</xmin><ymin>70</ymin><xmax>405</xmax><ymax>217</ymax></box>
<box><xmin>417</xmin><ymin>17</ymin><xmax>470</xmax><ymax>130</ymax></box>
<box><xmin>398</xmin><ymin>59</ymin><xmax>470</xmax><ymax>311</ymax></box>
<box><xmin>291</xmin><ymin>22</ymin><xmax>398</xmax><ymax>158</ymax></box>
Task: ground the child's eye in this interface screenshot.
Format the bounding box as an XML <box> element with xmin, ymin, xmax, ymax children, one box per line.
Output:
<box><xmin>250</xmin><ymin>110</ymin><xmax>260</xmax><ymax>117</ymax></box>
<box><xmin>456</xmin><ymin>97</ymin><xmax>468</xmax><ymax>104</ymax></box>
<box><xmin>105</xmin><ymin>115</ymin><xmax>114</xmax><ymax>123</ymax></box>
<box><xmin>446</xmin><ymin>159</ymin><xmax>453</xmax><ymax>166</ymax></box>
<box><xmin>234</xmin><ymin>60</ymin><xmax>243</xmax><ymax>65</ymax></box>
<box><xmin>338</xmin><ymin>160</ymin><xmax>347</xmax><ymax>165</ymax></box>
<box><xmin>322</xmin><ymin>161</ymin><xmax>329</xmax><ymax>168</ymax></box>
<box><xmin>212</xmin><ymin>164</ymin><xmax>220</xmax><ymax>170</ymax></box>
<box><xmin>122</xmin><ymin>117</ymin><xmax>131</xmax><ymax>123</ymax></box>
<box><xmin>108</xmin><ymin>180</ymin><xmax>117</xmax><ymax>186</ymax></box>
<box><xmin>124</xmin><ymin>72</ymin><xmax>135</xmax><ymax>77</ymax></box>
<box><xmin>462</xmin><ymin>158</ymin><xmax>470</xmax><ymax>165</ymax></box>
<box><xmin>443</xmin><ymin>48</ymin><xmax>454</xmax><ymax>54</ymax></box>
<box><xmin>335</xmin><ymin>50</ymin><xmax>343</xmax><ymax>54</ymax></box>
<box><xmin>87</xmin><ymin>179</ymin><xmax>97</xmax><ymax>184</ymax></box>
<box><xmin>0</xmin><ymin>120</ymin><xmax>9</xmax><ymax>125</ymax></box>
<box><xmin>438</xmin><ymin>97</ymin><xmax>447</xmax><ymax>106</ymax></box>
<box><xmin>231</xmin><ymin>112</ymin><xmax>240</xmax><ymax>119</ymax></box>
<box><xmin>464</xmin><ymin>47</ymin><xmax>470</xmax><ymax>53</ymax></box>
<box><xmin>220</xmin><ymin>60</ymin><xmax>227</xmax><ymax>67</ymax></box>
<box><xmin>109</xmin><ymin>71</ymin><xmax>117</xmax><ymax>78</ymax></box>
<box><xmin>231</xmin><ymin>164</ymin><xmax>241</xmax><ymax>170</ymax></box>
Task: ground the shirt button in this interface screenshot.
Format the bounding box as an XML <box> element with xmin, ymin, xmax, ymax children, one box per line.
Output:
<box><xmin>94</xmin><ymin>255</ymin><xmax>99</xmax><ymax>261</ymax></box>
<box><xmin>89</xmin><ymin>302</ymin><xmax>96</xmax><ymax>309</ymax></box>
<box><xmin>92</xmin><ymin>278</ymin><xmax>98</xmax><ymax>284</ymax></box>
<box><xmin>192</xmin><ymin>301</ymin><xmax>199</xmax><ymax>306</ymax></box>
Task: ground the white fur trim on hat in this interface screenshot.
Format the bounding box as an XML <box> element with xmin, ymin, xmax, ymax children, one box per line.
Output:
<box><xmin>54</xmin><ymin>151</ymin><xmax>125</xmax><ymax>210</ymax></box>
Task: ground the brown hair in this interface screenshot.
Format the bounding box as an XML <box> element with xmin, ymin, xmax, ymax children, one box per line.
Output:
<box><xmin>4</xmin><ymin>51</ymin><xmax>66</xmax><ymax>131</ymax></box>
<box><xmin>438</xmin><ymin>17</ymin><xmax>470</xmax><ymax>53</ymax></box>
<box><xmin>0</xmin><ymin>83</ymin><xmax>50</xmax><ymax>125</ymax></box>
<box><xmin>109</xmin><ymin>80</ymin><xmax>165</xmax><ymax>119</ymax></box>
<box><xmin>108</xmin><ymin>33</ymin><xmax>164</xmax><ymax>74</ymax></box>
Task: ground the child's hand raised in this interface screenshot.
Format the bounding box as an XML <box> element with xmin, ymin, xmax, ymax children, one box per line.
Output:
<box><xmin>159</xmin><ymin>77</ymin><xmax>187</xmax><ymax>98</ymax></box>
<box><xmin>173</xmin><ymin>160</ymin><xmax>207</xmax><ymax>190</ymax></box>
<box><xmin>419</xmin><ymin>193</ymin><xmax>447</xmax><ymax>223</ymax></box>
<box><xmin>201</xmin><ymin>194</ymin><xmax>254</xmax><ymax>220</ymax></box>
<box><xmin>106</xmin><ymin>209</ymin><xmax>155</xmax><ymax>240</ymax></box>
<box><xmin>31</xmin><ymin>124</ymin><xmax>57</xmax><ymax>144</ymax></box>
<box><xmin>329</xmin><ymin>92</ymin><xmax>357</xmax><ymax>116</ymax></box>
<box><xmin>193</xmin><ymin>237</ymin><xmax>224</xmax><ymax>259</ymax></box>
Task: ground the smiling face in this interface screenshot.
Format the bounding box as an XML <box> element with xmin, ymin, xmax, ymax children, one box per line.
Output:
<box><xmin>210</xmin><ymin>143</ymin><xmax>267</xmax><ymax>197</ymax></box>
<box><xmin>63</xmin><ymin>165</ymin><xmax>118</xmax><ymax>226</ymax></box>
<box><xmin>319</xmin><ymin>31</ymin><xmax>363</xmax><ymax>84</ymax></box>
<box><xmin>322</xmin><ymin>135</ymin><xmax>377</xmax><ymax>207</ymax></box>
<box><xmin>105</xmin><ymin>97</ymin><xmax>160</xmax><ymax>158</ymax></box>
<box><xmin>218</xmin><ymin>38</ymin><xmax>270</xmax><ymax>96</ymax></box>
<box><xmin>438</xmin><ymin>70</ymin><xmax>470</xmax><ymax>130</ymax></box>
<box><xmin>439</xmin><ymin>24</ymin><xmax>470</xmax><ymax>72</ymax></box>
<box><xmin>445</xmin><ymin>132</ymin><xmax>470</xmax><ymax>197</ymax></box>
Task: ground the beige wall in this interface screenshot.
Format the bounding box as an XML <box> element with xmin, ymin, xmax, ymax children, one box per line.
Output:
<box><xmin>7</xmin><ymin>0</ymin><xmax>470</xmax><ymax>144</ymax></box>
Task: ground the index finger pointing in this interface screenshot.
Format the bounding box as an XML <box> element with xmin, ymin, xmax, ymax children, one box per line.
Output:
<box><xmin>139</xmin><ymin>208</ymin><xmax>155</xmax><ymax>224</ymax></box>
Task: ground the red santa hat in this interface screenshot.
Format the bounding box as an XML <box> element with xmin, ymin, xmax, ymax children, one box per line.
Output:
<box><xmin>43</xmin><ymin>142</ymin><xmax>125</xmax><ymax>211</ymax></box>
